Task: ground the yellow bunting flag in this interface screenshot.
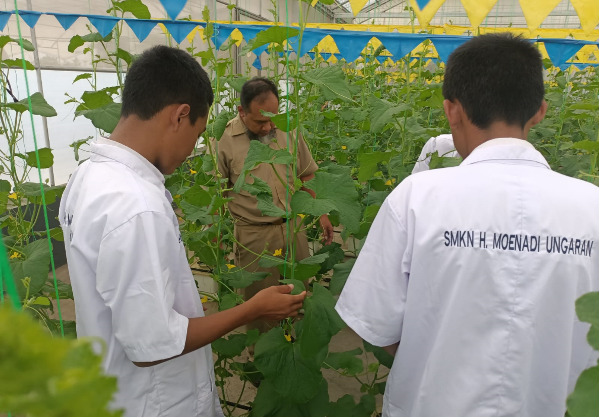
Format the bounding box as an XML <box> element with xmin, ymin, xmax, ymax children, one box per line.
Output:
<box><xmin>570</xmin><ymin>0</ymin><xmax>599</xmax><ymax>35</ymax></box>
<box><xmin>444</xmin><ymin>24</ymin><xmax>468</xmax><ymax>35</ymax></box>
<box><xmin>348</xmin><ymin>0</ymin><xmax>370</xmax><ymax>16</ymax></box>
<box><xmin>518</xmin><ymin>0</ymin><xmax>562</xmax><ymax>33</ymax></box>
<box><xmin>409</xmin><ymin>0</ymin><xmax>446</xmax><ymax>28</ymax></box>
<box><xmin>460</xmin><ymin>0</ymin><xmax>499</xmax><ymax>30</ymax></box>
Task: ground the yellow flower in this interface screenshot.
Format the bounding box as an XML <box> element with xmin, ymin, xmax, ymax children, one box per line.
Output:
<box><xmin>190</xmin><ymin>169</ymin><xmax>197</xmax><ymax>175</ymax></box>
<box><xmin>174</xmin><ymin>194</ymin><xmax>181</xmax><ymax>199</ymax></box>
<box><xmin>9</xmin><ymin>252</ymin><xmax>19</xmax><ymax>259</ymax></box>
<box><xmin>284</xmin><ymin>334</ymin><xmax>292</xmax><ymax>342</ymax></box>
<box><xmin>226</xmin><ymin>264</ymin><xmax>236</xmax><ymax>270</ymax></box>
<box><xmin>341</xmin><ymin>145</ymin><xmax>347</xmax><ymax>150</ymax></box>
<box><xmin>298</xmin><ymin>214</ymin><xmax>305</xmax><ymax>219</ymax></box>
<box><xmin>8</xmin><ymin>193</ymin><xmax>16</xmax><ymax>199</ymax></box>
<box><xmin>346</xmin><ymin>133</ymin><xmax>349</xmax><ymax>136</ymax></box>
<box><xmin>200</xmin><ymin>295</ymin><xmax>208</xmax><ymax>303</ymax></box>
<box><xmin>385</xmin><ymin>180</ymin><xmax>392</xmax><ymax>186</ymax></box>
<box><xmin>273</xmin><ymin>248</ymin><xmax>283</xmax><ymax>257</ymax></box>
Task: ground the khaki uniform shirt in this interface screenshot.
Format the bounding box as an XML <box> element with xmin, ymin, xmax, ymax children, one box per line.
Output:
<box><xmin>213</xmin><ymin>114</ymin><xmax>318</xmax><ymax>226</ymax></box>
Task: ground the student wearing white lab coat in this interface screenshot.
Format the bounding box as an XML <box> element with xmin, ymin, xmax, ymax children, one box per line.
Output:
<box><xmin>59</xmin><ymin>46</ymin><xmax>306</xmax><ymax>416</ymax></box>
<box><xmin>411</xmin><ymin>134</ymin><xmax>459</xmax><ymax>174</ymax></box>
<box><xmin>336</xmin><ymin>34</ymin><xmax>598</xmax><ymax>417</ymax></box>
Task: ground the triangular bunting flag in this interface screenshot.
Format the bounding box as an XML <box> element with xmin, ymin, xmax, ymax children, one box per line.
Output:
<box><xmin>17</xmin><ymin>10</ymin><xmax>41</xmax><ymax>28</ymax></box>
<box><xmin>252</xmin><ymin>56</ymin><xmax>262</xmax><ymax>70</ymax></box>
<box><xmin>518</xmin><ymin>0</ymin><xmax>561</xmax><ymax>33</ymax></box>
<box><xmin>330</xmin><ymin>31</ymin><xmax>373</xmax><ymax>62</ymax></box>
<box><xmin>376</xmin><ymin>55</ymin><xmax>389</xmax><ymax>64</ymax></box>
<box><xmin>460</xmin><ymin>0</ymin><xmax>498</xmax><ymax>29</ymax></box>
<box><xmin>53</xmin><ymin>13</ymin><xmax>79</xmax><ymax>31</ymax></box>
<box><xmin>237</xmin><ymin>26</ymin><xmax>265</xmax><ymax>45</ymax></box>
<box><xmin>415</xmin><ymin>0</ymin><xmax>432</xmax><ymax>8</ymax></box>
<box><xmin>163</xmin><ymin>21</ymin><xmax>198</xmax><ymax>44</ymax></box>
<box><xmin>307</xmin><ymin>51</ymin><xmax>316</xmax><ymax>60</ymax></box>
<box><xmin>431</xmin><ymin>36</ymin><xmax>471</xmax><ymax>63</ymax></box>
<box><xmin>212</xmin><ymin>25</ymin><xmax>235</xmax><ymax>49</ymax></box>
<box><xmin>125</xmin><ymin>18</ymin><xmax>157</xmax><ymax>42</ymax></box>
<box><xmin>88</xmin><ymin>16</ymin><xmax>119</xmax><ymax>38</ymax></box>
<box><xmin>0</xmin><ymin>11</ymin><xmax>11</xmax><ymax>32</ymax></box>
<box><xmin>409</xmin><ymin>0</ymin><xmax>446</xmax><ymax>28</ymax></box>
<box><xmin>543</xmin><ymin>39</ymin><xmax>585</xmax><ymax>67</ymax></box>
<box><xmin>320</xmin><ymin>52</ymin><xmax>332</xmax><ymax>61</ymax></box>
<box><xmin>378</xmin><ymin>33</ymin><xmax>427</xmax><ymax>61</ymax></box>
<box><xmin>159</xmin><ymin>0</ymin><xmax>188</xmax><ymax>20</ymax></box>
<box><xmin>287</xmin><ymin>29</ymin><xmax>326</xmax><ymax>57</ymax></box>
<box><xmin>348</xmin><ymin>0</ymin><xmax>370</xmax><ymax>16</ymax></box>
<box><xmin>570</xmin><ymin>0</ymin><xmax>599</xmax><ymax>36</ymax></box>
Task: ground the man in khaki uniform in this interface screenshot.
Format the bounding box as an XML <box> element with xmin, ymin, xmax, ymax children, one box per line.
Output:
<box><xmin>214</xmin><ymin>77</ymin><xmax>333</xmax><ymax>332</ymax></box>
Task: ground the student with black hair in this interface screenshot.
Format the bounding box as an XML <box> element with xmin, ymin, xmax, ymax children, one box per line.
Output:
<box><xmin>212</xmin><ymin>77</ymin><xmax>333</xmax><ymax>336</ymax></box>
<box><xmin>336</xmin><ymin>34</ymin><xmax>598</xmax><ymax>416</ymax></box>
<box><xmin>59</xmin><ymin>46</ymin><xmax>306</xmax><ymax>416</ymax></box>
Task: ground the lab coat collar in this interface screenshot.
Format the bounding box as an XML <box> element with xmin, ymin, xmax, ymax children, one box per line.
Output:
<box><xmin>461</xmin><ymin>137</ymin><xmax>550</xmax><ymax>170</ymax></box>
<box><xmin>89</xmin><ymin>140</ymin><xmax>166</xmax><ymax>189</ymax></box>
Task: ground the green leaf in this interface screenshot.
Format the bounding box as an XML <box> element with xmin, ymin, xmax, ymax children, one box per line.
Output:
<box><xmin>246</xmin><ymin>329</ymin><xmax>260</xmax><ymax>347</ymax></box>
<box><xmin>226</xmin><ymin>76</ymin><xmax>248</xmax><ymax>93</ymax></box>
<box><xmin>368</xmin><ymin>94</ymin><xmax>411</xmax><ymax>133</ymax></box>
<box><xmin>280</xmin><ymin>278</ymin><xmax>306</xmax><ymax>295</ymax></box>
<box><xmin>572</xmin><ymin>140</ymin><xmax>599</xmax><ymax>154</ymax></box>
<box><xmin>79</xmin><ymin>90</ymin><xmax>114</xmax><ymax>110</ymax></box>
<box><xmin>314</xmin><ymin>243</ymin><xmax>345</xmax><ymax>274</ymax></box>
<box><xmin>330</xmin><ymin>259</ymin><xmax>355</xmax><ymax>295</ymax></box>
<box><xmin>324</xmin><ymin>348</ymin><xmax>364</xmax><ymax>376</ymax></box>
<box><xmin>247</xmin><ymin>26</ymin><xmax>300</xmax><ymax>51</ymax></box>
<box><xmin>220</xmin><ymin>268</ymin><xmax>270</xmax><ymax>289</ymax></box>
<box><xmin>575</xmin><ymin>291</ymin><xmax>599</xmax><ymax>350</ymax></box>
<box><xmin>0</xmin><ymin>180</ymin><xmax>10</xmax><ymax>193</ymax></box>
<box><xmin>15</xmin><ymin>183</ymin><xmax>65</xmax><ymax>206</ymax></box>
<box><xmin>328</xmin><ymin>394</ymin><xmax>376</xmax><ymax>417</ymax></box>
<box><xmin>2</xmin><ymin>59</ymin><xmax>35</xmax><ymax>70</ymax></box>
<box><xmin>182</xmin><ymin>185</ymin><xmax>212</xmax><ymax>207</ymax></box>
<box><xmin>73</xmin><ymin>73</ymin><xmax>92</xmax><ymax>84</ymax></box>
<box><xmin>357</xmin><ymin>150</ymin><xmax>399</xmax><ymax>182</ymax></box>
<box><xmin>70</xmin><ymin>136</ymin><xmax>92</xmax><ymax>161</ymax></box>
<box><xmin>429</xmin><ymin>151</ymin><xmax>462</xmax><ymax>169</ymax></box>
<box><xmin>212</xmin><ymin>333</ymin><xmax>247</xmax><ymax>358</ymax></box>
<box><xmin>233</xmin><ymin>141</ymin><xmax>294</xmax><ymax>193</ymax></box>
<box><xmin>0</xmin><ymin>306</ymin><xmax>119</xmax><ymax>416</ymax></box>
<box><xmin>302</xmin><ymin>66</ymin><xmax>354</xmax><ymax>102</ymax></box>
<box><xmin>68</xmin><ymin>32</ymin><xmax>112</xmax><ymax>52</ymax></box>
<box><xmin>111</xmin><ymin>0</ymin><xmax>151</xmax><ymax>19</ymax></box>
<box><xmin>9</xmin><ymin>240</ymin><xmax>52</xmax><ymax>300</ymax></box>
<box><xmin>114</xmin><ymin>48</ymin><xmax>133</xmax><ymax>66</ymax></box>
<box><xmin>300</xmin><ymin>283</ymin><xmax>346</xmax><ymax>358</ymax></box>
<box><xmin>219</xmin><ymin>292</ymin><xmax>238</xmax><ymax>311</ymax></box>
<box><xmin>42</xmin><ymin>279</ymin><xmax>73</xmax><ymax>300</ymax></box>
<box><xmin>254</xmin><ymin>327</ymin><xmax>324</xmax><ymax>403</ymax></box>
<box><xmin>0</xmin><ymin>35</ymin><xmax>34</xmax><ymax>51</ymax></box>
<box><xmin>251</xmin><ymin>377</ymin><xmax>329</xmax><ymax>417</ymax></box>
<box><xmin>1</xmin><ymin>92</ymin><xmax>57</xmax><ymax>117</ymax></box>
<box><xmin>291</xmin><ymin>171</ymin><xmax>361</xmax><ymax>233</ymax></box>
<box><xmin>207</xmin><ymin>111</ymin><xmax>233</xmax><ymax>141</ymax></box>
<box><xmin>24</xmin><ymin>148</ymin><xmax>54</xmax><ymax>169</ymax></box>
<box><xmin>363</xmin><ymin>340</ymin><xmax>394</xmax><ymax>369</ymax></box>
<box><xmin>259</xmin><ymin>110</ymin><xmax>298</xmax><ymax>132</ymax></box>
<box><xmin>567</xmin><ymin>366</ymin><xmax>599</xmax><ymax>417</ymax></box>
<box><xmin>339</xmin><ymin>108</ymin><xmax>367</xmax><ymax>122</ymax></box>
<box><xmin>76</xmin><ymin>102</ymin><xmax>121</xmax><ymax>133</ymax></box>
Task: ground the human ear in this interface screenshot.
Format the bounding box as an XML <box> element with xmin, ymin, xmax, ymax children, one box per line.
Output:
<box><xmin>443</xmin><ymin>99</ymin><xmax>461</xmax><ymax>129</ymax></box>
<box><xmin>529</xmin><ymin>100</ymin><xmax>548</xmax><ymax>127</ymax></box>
<box><xmin>172</xmin><ymin>104</ymin><xmax>190</xmax><ymax>131</ymax></box>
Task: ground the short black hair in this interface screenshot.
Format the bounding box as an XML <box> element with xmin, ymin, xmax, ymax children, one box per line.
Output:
<box><xmin>240</xmin><ymin>77</ymin><xmax>279</xmax><ymax>111</ymax></box>
<box><xmin>442</xmin><ymin>33</ymin><xmax>544</xmax><ymax>129</ymax></box>
<box><xmin>121</xmin><ymin>45</ymin><xmax>213</xmax><ymax>123</ymax></box>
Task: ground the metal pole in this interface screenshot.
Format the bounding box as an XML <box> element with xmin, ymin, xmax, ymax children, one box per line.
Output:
<box><xmin>26</xmin><ymin>0</ymin><xmax>54</xmax><ymax>186</ymax></box>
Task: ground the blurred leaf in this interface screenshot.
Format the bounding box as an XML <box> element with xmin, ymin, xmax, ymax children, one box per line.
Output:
<box><xmin>23</xmin><ymin>148</ymin><xmax>54</xmax><ymax>169</ymax></box>
<box><xmin>324</xmin><ymin>348</ymin><xmax>364</xmax><ymax>375</ymax></box>
<box><xmin>330</xmin><ymin>259</ymin><xmax>355</xmax><ymax>295</ymax></box>
<box><xmin>1</xmin><ymin>93</ymin><xmax>57</xmax><ymax>117</ymax></box>
<box><xmin>76</xmin><ymin>102</ymin><xmax>121</xmax><ymax>133</ymax></box>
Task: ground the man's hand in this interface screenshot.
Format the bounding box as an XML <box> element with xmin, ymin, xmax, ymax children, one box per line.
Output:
<box><xmin>247</xmin><ymin>284</ymin><xmax>306</xmax><ymax>321</ymax></box>
<box><xmin>320</xmin><ymin>215</ymin><xmax>334</xmax><ymax>245</ymax></box>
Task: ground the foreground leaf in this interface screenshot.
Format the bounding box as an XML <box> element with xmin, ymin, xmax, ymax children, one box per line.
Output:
<box><xmin>300</xmin><ymin>283</ymin><xmax>346</xmax><ymax>358</ymax></box>
<box><xmin>302</xmin><ymin>66</ymin><xmax>354</xmax><ymax>102</ymax></box>
<box><xmin>567</xmin><ymin>366</ymin><xmax>599</xmax><ymax>417</ymax></box>
<box><xmin>9</xmin><ymin>240</ymin><xmax>51</xmax><ymax>303</ymax></box>
<box><xmin>1</xmin><ymin>92</ymin><xmax>57</xmax><ymax>117</ymax></box>
<box><xmin>212</xmin><ymin>333</ymin><xmax>247</xmax><ymax>358</ymax></box>
<box><xmin>251</xmin><ymin>377</ymin><xmax>329</xmax><ymax>417</ymax></box>
<box><xmin>76</xmin><ymin>102</ymin><xmax>121</xmax><ymax>133</ymax></box>
<box><xmin>575</xmin><ymin>291</ymin><xmax>599</xmax><ymax>350</ymax></box>
<box><xmin>324</xmin><ymin>348</ymin><xmax>364</xmax><ymax>376</ymax></box>
<box><xmin>233</xmin><ymin>141</ymin><xmax>294</xmax><ymax>193</ymax></box>
<box><xmin>220</xmin><ymin>268</ymin><xmax>270</xmax><ymax>289</ymax></box>
<box><xmin>254</xmin><ymin>327</ymin><xmax>324</xmax><ymax>403</ymax></box>
<box><xmin>327</xmin><ymin>394</ymin><xmax>376</xmax><ymax>417</ymax></box>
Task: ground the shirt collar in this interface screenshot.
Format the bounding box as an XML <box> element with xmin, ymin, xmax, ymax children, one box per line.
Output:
<box><xmin>461</xmin><ymin>137</ymin><xmax>550</xmax><ymax>170</ymax></box>
<box><xmin>230</xmin><ymin>114</ymin><xmax>249</xmax><ymax>137</ymax></box>
<box><xmin>90</xmin><ymin>138</ymin><xmax>166</xmax><ymax>189</ymax></box>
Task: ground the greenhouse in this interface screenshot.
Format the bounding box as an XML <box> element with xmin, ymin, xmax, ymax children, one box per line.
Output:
<box><xmin>0</xmin><ymin>0</ymin><xmax>598</xmax><ymax>416</ymax></box>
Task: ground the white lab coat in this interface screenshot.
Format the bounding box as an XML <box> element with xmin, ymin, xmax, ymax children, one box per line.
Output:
<box><xmin>59</xmin><ymin>139</ymin><xmax>223</xmax><ymax>417</ymax></box>
<box><xmin>336</xmin><ymin>138</ymin><xmax>598</xmax><ymax>416</ymax></box>
<box><xmin>412</xmin><ymin>134</ymin><xmax>459</xmax><ymax>174</ymax></box>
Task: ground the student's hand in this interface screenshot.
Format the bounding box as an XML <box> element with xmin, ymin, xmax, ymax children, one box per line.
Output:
<box><xmin>320</xmin><ymin>215</ymin><xmax>334</xmax><ymax>245</ymax></box>
<box><xmin>249</xmin><ymin>285</ymin><xmax>306</xmax><ymax>321</ymax></box>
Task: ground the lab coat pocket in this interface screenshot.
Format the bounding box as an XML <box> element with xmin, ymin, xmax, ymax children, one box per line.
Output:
<box><xmin>195</xmin><ymin>381</ymin><xmax>217</xmax><ymax>417</ymax></box>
